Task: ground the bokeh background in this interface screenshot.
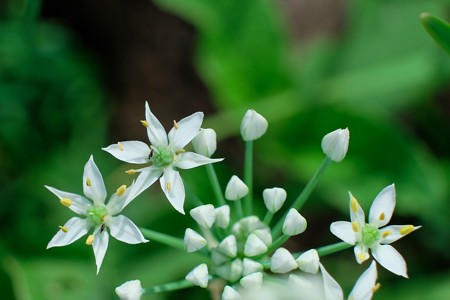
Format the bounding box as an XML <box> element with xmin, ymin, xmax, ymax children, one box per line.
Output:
<box><xmin>1</xmin><ymin>0</ymin><xmax>450</xmax><ymax>299</ymax></box>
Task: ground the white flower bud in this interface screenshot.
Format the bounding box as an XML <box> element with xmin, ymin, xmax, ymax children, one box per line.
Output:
<box><xmin>240</xmin><ymin>109</ymin><xmax>268</xmax><ymax>141</ymax></box>
<box><xmin>242</xmin><ymin>258</ymin><xmax>264</xmax><ymax>276</ymax></box>
<box><xmin>184</xmin><ymin>228</ymin><xmax>207</xmax><ymax>253</ymax></box>
<box><xmin>240</xmin><ymin>272</ymin><xmax>263</xmax><ymax>289</ymax></box>
<box><xmin>296</xmin><ymin>249</ymin><xmax>320</xmax><ymax>274</ymax></box>
<box><xmin>225</xmin><ymin>175</ymin><xmax>248</xmax><ymax>201</ymax></box>
<box><xmin>321</xmin><ymin>128</ymin><xmax>350</xmax><ymax>162</ymax></box>
<box><xmin>222</xmin><ymin>285</ymin><xmax>242</xmax><ymax>300</ymax></box>
<box><xmin>217</xmin><ymin>259</ymin><xmax>243</xmax><ymax>282</ymax></box>
<box><xmin>190</xmin><ymin>204</ymin><xmax>215</xmax><ymax>228</ymax></box>
<box><xmin>211</xmin><ymin>249</ymin><xmax>229</xmax><ymax>265</ymax></box>
<box><xmin>270</xmin><ymin>248</ymin><xmax>298</xmax><ymax>273</ymax></box>
<box><xmin>214</xmin><ymin>205</ymin><xmax>230</xmax><ymax>228</ymax></box>
<box><xmin>282</xmin><ymin>209</ymin><xmax>307</xmax><ymax>236</ymax></box>
<box><xmin>253</xmin><ymin>228</ymin><xmax>272</xmax><ymax>247</ymax></box>
<box><xmin>192</xmin><ymin>128</ymin><xmax>217</xmax><ymax>157</ymax></box>
<box><xmin>263</xmin><ymin>187</ymin><xmax>287</xmax><ymax>213</ymax></box>
<box><xmin>115</xmin><ymin>280</ymin><xmax>144</xmax><ymax>300</ymax></box>
<box><xmin>218</xmin><ymin>235</ymin><xmax>238</xmax><ymax>258</ymax></box>
<box><xmin>185</xmin><ymin>263</ymin><xmax>209</xmax><ymax>288</ymax></box>
<box><xmin>244</xmin><ymin>233</ymin><xmax>268</xmax><ymax>257</ymax></box>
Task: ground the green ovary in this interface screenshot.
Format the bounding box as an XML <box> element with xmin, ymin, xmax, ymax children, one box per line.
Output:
<box><xmin>87</xmin><ymin>206</ymin><xmax>108</xmax><ymax>226</ymax></box>
<box><xmin>152</xmin><ymin>145</ymin><xmax>174</xmax><ymax>167</ymax></box>
<box><xmin>361</xmin><ymin>224</ymin><xmax>381</xmax><ymax>247</ymax></box>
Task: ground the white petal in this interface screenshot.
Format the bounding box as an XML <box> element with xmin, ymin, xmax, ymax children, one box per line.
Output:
<box><xmin>354</xmin><ymin>243</ymin><xmax>370</xmax><ymax>264</ymax></box>
<box><xmin>330</xmin><ymin>221</ymin><xmax>356</xmax><ymax>245</ymax></box>
<box><xmin>319</xmin><ymin>264</ymin><xmax>344</xmax><ymax>300</ymax></box>
<box><xmin>108</xmin><ymin>215</ymin><xmax>148</xmax><ymax>244</ymax></box>
<box><xmin>174</xmin><ymin>152</ymin><xmax>223</xmax><ymax>169</ymax></box>
<box><xmin>369</xmin><ymin>184</ymin><xmax>396</xmax><ymax>228</ymax></box>
<box><xmin>160</xmin><ymin>168</ymin><xmax>185</xmax><ymax>214</ymax></box>
<box><xmin>168</xmin><ymin>111</ymin><xmax>203</xmax><ymax>150</ymax></box>
<box><xmin>93</xmin><ymin>229</ymin><xmax>109</xmax><ymax>274</ymax></box>
<box><xmin>106</xmin><ymin>185</ymin><xmax>132</xmax><ymax>216</ymax></box>
<box><xmin>47</xmin><ymin>217</ymin><xmax>90</xmax><ymax>248</ymax></box>
<box><xmin>379</xmin><ymin>225</ymin><xmax>421</xmax><ymax>244</ymax></box>
<box><xmin>83</xmin><ymin>156</ymin><xmax>107</xmax><ymax>205</ymax></box>
<box><xmin>349</xmin><ymin>193</ymin><xmax>365</xmax><ymax>225</ymax></box>
<box><xmin>125</xmin><ymin>167</ymin><xmax>162</xmax><ymax>207</ymax></box>
<box><xmin>45</xmin><ymin>185</ymin><xmax>91</xmax><ymax>215</ymax></box>
<box><xmin>102</xmin><ymin>141</ymin><xmax>151</xmax><ymax>164</ymax></box>
<box><xmin>145</xmin><ymin>102</ymin><xmax>168</xmax><ymax>146</ymax></box>
<box><xmin>371</xmin><ymin>244</ymin><xmax>408</xmax><ymax>278</ymax></box>
<box><xmin>348</xmin><ymin>261</ymin><xmax>378</xmax><ymax>300</ymax></box>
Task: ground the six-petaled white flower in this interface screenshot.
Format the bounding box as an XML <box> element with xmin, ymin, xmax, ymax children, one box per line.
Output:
<box><xmin>102</xmin><ymin>102</ymin><xmax>223</xmax><ymax>214</ymax></box>
<box><xmin>330</xmin><ymin>184</ymin><xmax>420</xmax><ymax>277</ymax></box>
<box><xmin>46</xmin><ymin>156</ymin><xmax>148</xmax><ymax>274</ymax></box>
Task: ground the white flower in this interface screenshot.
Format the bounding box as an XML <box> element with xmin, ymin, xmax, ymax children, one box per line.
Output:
<box><xmin>270</xmin><ymin>248</ymin><xmax>298</xmax><ymax>273</ymax></box>
<box><xmin>240</xmin><ymin>109</ymin><xmax>268</xmax><ymax>141</ymax></box>
<box><xmin>321</xmin><ymin>128</ymin><xmax>349</xmax><ymax>162</ymax></box>
<box><xmin>46</xmin><ymin>156</ymin><xmax>148</xmax><ymax>274</ymax></box>
<box><xmin>225</xmin><ymin>175</ymin><xmax>249</xmax><ymax>200</ymax></box>
<box><xmin>115</xmin><ymin>280</ymin><xmax>144</xmax><ymax>300</ymax></box>
<box><xmin>192</xmin><ymin>128</ymin><xmax>217</xmax><ymax>157</ymax></box>
<box><xmin>348</xmin><ymin>261</ymin><xmax>378</xmax><ymax>300</ymax></box>
<box><xmin>330</xmin><ymin>184</ymin><xmax>420</xmax><ymax>277</ymax></box>
<box><xmin>263</xmin><ymin>187</ymin><xmax>287</xmax><ymax>213</ymax></box>
<box><xmin>102</xmin><ymin>102</ymin><xmax>223</xmax><ymax>214</ymax></box>
<box><xmin>185</xmin><ymin>263</ymin><xmax>209</xmax><ymax>288</ymax></box>
<box><xmin>282</xmin><ymin>209</ymin><xmax>307</xmax><ymax>236</ymax></box>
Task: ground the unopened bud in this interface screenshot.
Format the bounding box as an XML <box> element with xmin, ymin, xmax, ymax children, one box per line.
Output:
<box><xmin>214</xmin><ymin>205</ymin><xmax>230</xmax><ymax>228</ymax></box>
<box><xmin>240</xmin><ymin>272</ymin><xmax>263</xmax><ymax>289</ymax></box>
<box><xmin>282</xmin><ymin>209</ymin><xmax>307</xmax><ymax>236</ymax></box>
<box><xmin>115</xmin><ymin>280</ymin><xmax>143</xmax><ymax>300</ymax></box>
<box><xmin>244</xmin><ymin>233</ymin><xmax>268</xmax><ymax>257</ymax></box>
<box><xmin>296</xmin><ymin>249</ymin><xmax>320</xmax><ymax>274</ymax></box>
<box><xmin>184</xmin><ymin>228</ymin><xmax>207</xmax><ymax>253</ymax></box>
<box><xmin>270</xmin><ymin>248</ymin><xmax>297</xmax><ymax>273</ymax></box>
<box><xmin>190</xmin><ymin>204</ymin><xmax>215</xmax><ymax>228</ymax></box>
<box><xmin>225</xmin><ymin>175</ymin><xmax>248</xmax><ymax>201</ymax></box>
<box><xmin>321</xmin><ymin>128</ymin><xmax>350</xmax><ymax>162</ymax></box>
<box><xmin>192</xmin><ymin>128</ymin><xmax>217</xmax><ymax>157</ymax></box>
<box><xmin>263</xmin><ymin>187</ymin><xmax>287</xmax><ymax>213</ymax></box>
<box><xmin>185</xmin><ymin>264</ymin><xmax>209</xmax><ymax>288</ymax></box>
<box><xmin>240</xmin><ymin>109</ymin><xmax>268</xmax><ymax>141</ymax></box>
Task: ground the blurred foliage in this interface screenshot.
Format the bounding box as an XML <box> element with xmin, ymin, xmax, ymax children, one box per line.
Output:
<box><xmin>2</xmin><ymin>0</ymin><xmax>450</xmax><ymax>299</ymax></box>
<box><xmin>421</xmin><ymin>12</ymin><xmax>450</xmax><ymax>54</ymax></box>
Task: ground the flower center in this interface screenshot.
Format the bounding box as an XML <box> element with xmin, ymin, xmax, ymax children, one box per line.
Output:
<box><xmin>87</xmin><ymin>206</ymin><xmax>108</xmax><ymax>226</ymax></box>
<box><xmin>151</xmin><ymin>145</ymin><xmax>175</xmax><ymax>168</ymax></box>
<box><xmin>361</xmin><ymin>224</ymin><xmax>381</xmax><ymax>247</ymax></box>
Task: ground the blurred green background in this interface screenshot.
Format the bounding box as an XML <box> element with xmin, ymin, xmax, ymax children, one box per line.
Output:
<box><xmin>1</xmin><ymin>0</ymin><xmax>450</xmax><ymax>299</ymax></box>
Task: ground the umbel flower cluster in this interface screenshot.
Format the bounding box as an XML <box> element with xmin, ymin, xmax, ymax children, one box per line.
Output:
<box><xmin>46</xmin><ymin>103</ymin><xmax>420</xmax><ymax>300</ymax></box>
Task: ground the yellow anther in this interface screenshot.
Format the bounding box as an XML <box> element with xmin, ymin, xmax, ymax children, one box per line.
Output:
<box><xmin>86</xmin><ymin>235</ymin><xmax>94</xmax><ymax>245</ymax></box>
<box><xmin>173</xmin><ymin>120</ymin><xmax>179</xmax><ymax>129</ymax></box>
<box><xmin>166</xmin><ymin>182</ymin><xmax>172</xmax><ymax>192</ymax></box>
<box><xmin>400</xmin><ymin>225</ymin><xmax>414</xmax><ymax>235</ymax></box>
<box><xmin>140</xmin><ymin>120</ymin><xmax>149</xmax><ymax>127</ymax></box>
<box><xmin>125</xmin><ymin>169</ymin><xmax>136</xmax><ymax>175</ymax></box>
<box><xmin>382</xmin><ymin>231</ymin><xmax>391</xmax><ymax>238</ymax></box>
<box><xmin>118</xmin><ymin>142</ymin><xmax>124</xmax><ymax>151</ymax></box>
<box><xmin>59</xmin><ymin>226</ymin><xmax>68</xmax><ymax>233</ymax></box>
<box><xmin>350</xmin><ymin>196</ymin><xmax>359</xmax><ymax>213</ymax></box>
<box><xmin>60</xmin><ymin>198</ymin><xmax>72</xmax><ymax>207</ymax></box>
<box><xmin>379</xmin><ymin>212</ymin><xmax>385</xmax><ymax>221</ymax></box>
<box><xmin>372</xmin><ymin>282</ymin><xmax>381</xmax><ymax>293</ymax></box>
<box><xmin>175</xmin><ymin>149</ymin><xmax>185</xmax><ymax>155</ymax></box>
<box><xmin>116</xmin><ymin>185</ymin><xmax>127</xmax><ymax>196</ymax></box>
<box><xmin>100</xmin><ymin>215</ymin><xmax>106</xmax><ymax>223</ymax></box>
<box><xmin>86</xmin><ymin>178</ymin><xmax>92</xmax><ymax>187</ymax></box>
<box><xmin>351</xmin><ymin>221</ymin><xmax>360</xmax><ymax>232</ymax></box>
<box><xmin>357</xmin><ymin>253</ymin><xmax>367</xmax><ymax>262</ymax></box>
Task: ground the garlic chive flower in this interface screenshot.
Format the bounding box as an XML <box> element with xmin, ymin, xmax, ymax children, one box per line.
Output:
<box><xmin>46</xmin><ymin>156</ymin><xmax>148</xmax><ymax>274</ymax></box>
<box><xmin>270</xmin><ymin>248</ymin><xmax>298</xmax><ymax>273</ymax></box>
<box><xmin>185</xmin><ymin>263</ymin><xmax>209</xmax><ymax>288</ymax></box>
<box><xmin>330</xmin><ymin>184</ymin><xmax>420</xmax><ymax>277</ymax></box>
<box><xmin>240</xmin><ymin>109</ymin><xmax>268</xmax><ymax>141</ymax></box>
<box><xmin>263</xmin><ymin>187</ymin><xmax>287</xmax><ymax>213</ymax></box>
<box><xmin>282</xmin><ymin>209</ymin><xmax>307</xmax><ymax>236</ymax></box>
<box><xmin>321</xmin><ymin>128</ymin><xmax>349</xmax><ymax>162</ymax></box>
<box><xmin>297</xmin><ymin>249</ymin><xmax>320</xmax><ymax>274</ymax></box>
<box><xmin>192</xmin><ymin>128</ymin><xmax>217</xmax><ymax>157</ymax></box>
<box><xmin>225</xmin><ymin>175</ymin><xmax>249</xmax><ymax>201</ymax></box>
<box><xmin>348</xmin><ymin>261</ymin><xmax>378</xmax><ymax>300</ymax></box>
<box><xmin>115</xmin><ymin>280</ymin><xmax>144</xmax><ymax>300</ymax></box>
<box><xmin>102</xmin><ymin>102</ymin><xmax>223</xmax><ymax>214</ymax></box>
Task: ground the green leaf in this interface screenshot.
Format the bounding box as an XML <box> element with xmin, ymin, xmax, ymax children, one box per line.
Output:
<box><xmin>421</xmin><ymin>12</ymin><xmax>450</xmax><ymax>54</ymax></box>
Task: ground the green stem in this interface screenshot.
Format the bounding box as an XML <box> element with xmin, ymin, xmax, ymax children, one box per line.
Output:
<box><xmin>140</xmin><ymin>228</ymin><xmax>185</xmax><ymax>251</ymax></box>
<box><xmin>263</xmin><ymin>211</ymin><xmax>274</xmax><ymax>225</ymax></box>
<box><xmin>272</xmin><ymin>157</ymin><xmax>332</xmax><ymax>237</ymax></box>
<box><xmin>243</xmin><ymin>141</ymin><xmax>254</xmax><ymax>215</ymax></box>
<box><xmin>266</xmin><ymin>235</ymin><xmax>289</xmax><ymax>254</ymax></box>
<box><xmin>315</xmin><ymin>241</ymin><xmax>352</xmax><ymax>257</ymax></box>
<box><xmin>206</xmin><ymin>164</ymin><xmax>226</xmax><ymax>206</ymax></box>
<box><xmin>185</xmin><ymin>184</ymin><xmax>204</xmax><ymax>207</ymax></box>
<box><xmin>234</xmin><ymin>199</ymin><xmax>244</xmax><ymax>220</ymax></box>
<box><xmin>144</xmin><ymin>279</ymin><xmax>195</xmax><ymax>294</ymax></box>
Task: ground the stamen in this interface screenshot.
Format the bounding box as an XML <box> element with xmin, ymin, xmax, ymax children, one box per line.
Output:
<box><xmin>372</xmin><ymin>282</ymin><xmax>381</xmax><ymax>293</ymax></box>
<box><xmin>116</xmin><ymin>185</ymin><xmax>127</xmax><ymax>196</ymax></box>
<box><xmin>86</xmin><ymin>235</ymin><xmax>94</xmax><ymax>245</ymax></box>
<box><xmin>100</xmin><ymin>215</ymin><xmax>106</xmax><ymax>223</ymax></box>
<box><xmin>175</xmin><ymin>149</ymin><xmax>185</xmax><ymax>155</ymax></box>
<box><xmin>140</xmin><ymin>120</ymin><xmax>149</xmax><ymax>127</ymax></box>
<box><xmin>173</xmin><ymin>120</ymin><xmax>179</xmax><ymax>129</ymax></box>
<box><xmin>166</xmin><ymin>182</ymin><xmax>172</xmax><ymax>192</ymax></box>
<box><xmin>59</xmin><ymin>225</ymin><xmax>68</xmax><ymax>233</ymax></box>
<box><xmin>60</xmin><ymin>198</ymin><xmax>72</xmax><ymax>207</ymax></box>
<box><xmin>379</xmin><ymin>212</ymin><xmax>385</xmax><ymax>221</ymax></box>
<box><xmin>357</xmin><ymin>253</ymin><xmax>367</xmax><ymax>262</ymax></box>
<box><xmin>350</xmin><ymin>196</ymin><xmax>359</xmax><ymax>213</ymax></box>
<box><xmin>118</xmin><ymin>142</ymin><xmax>124</xmax><ymax>151</ymax></box>
<box><xmin>400</xmin><ymin>225</ymin><xmax>414</xmax><ymax>235</ymax></box>
<box><xmin>125</xmin><ymin>169</ymin><xmax>136</xmax><ymax>175</ymax></box>
<box><xmin>351</xmin><ymin>221</ymin><xmax>360</xmax><ymax>232</ymax></box>
<box><xmin>382</xmin><ymin>231</ymin><xmax>391</xmax><ymax>238</ymax></box>
<box><xmin>86</xmin><ymin>178</ymin><xmax>92</xmax><ymax>187</ymax></box>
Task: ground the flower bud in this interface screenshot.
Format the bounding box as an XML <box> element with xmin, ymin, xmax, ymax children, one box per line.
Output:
<box><xmin>225</xmin><ymin>175</ymin><xmax>249</xmax><ymax>201</ymax></box>
<box><xmin>216</xmin><ymin>259</ymin><xmax>243</xmax><ymax>282</ymax></box>
<box><xmin>211</xmin><ymin>249</ymin><xmax>229</xmax><ymax>265</ymax></box>
<box><xmin>192</xmin><ymin>128</ymin><xmax>217</xmax><ymax>157</ymax></box>
<box><xmin>244</xmin><ymin>233</ymin><xmax>268</xmax><ymax>257</ymax></box>
<box><xmin>190</xmin><ymin>204</ymin><xmax>215</xmax><ymax>228</ymax></box>
<box><xmin>240</xmin><ymin>272</ymin><xmax>263</xmax><ymax>289</ymax></box>
<box><xmin>242</xmin><ymin>258</ymin><xmax>264</xmax><ymax>276</ymax></box>
<box><xmin>115</xmin><ymin>280</ymin><xmax>143</xmax><ymax>300</ymax></box>
<box><xmin>321</xmin><ymin>128</ymin><xmax>350</xmax><ymax>162</ymax></box>
<box><xmin>296</xmin><ymin>249</ymin><xmax>320</xmax><ymax>274</ymax></box>
<box><xmin>282</xmin><ymin>209</ymin><xmax>307</xmax><ymax>236</ymax></box>
<box><xmin>240</xmin><ymin>109</ymin><xmax>268</xmax><ymax>141</ymax></box>
<box><xmin>253</xmin><ymin>228</ymin><xmax>272</xmax><ymax>247</ymax></box>
<box><xmin>270</xmin><ymin>248</ymin><xmax>298</xmax><ymax>273</ymax></box>
<box><xmin>222</xmin><ymin>286</ymin><xmax>242</xmax><ymax>300</ymax></box>
<box><xmin>263</xmin><ymin>187</ymin><xmax>287</xmax><ymax>213</ymax></box>
<box><xmin>184</xmin><ymin>228</ymin><xmax>207</xmax><ymax>253</ymax></box>
<box><xmin>214</xmin><ymin>205</ymin><xmax>230</xmax><ymax>228</ymax></box>
<box><xmin>217</xmin><ymin>235</ymin><xmax>238</xmax><ymax>258</ymax></box>
<box><xmin>185</xmin><ymin>263</ymin><xmax>209</xmax><ymax>288</ymax></box>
